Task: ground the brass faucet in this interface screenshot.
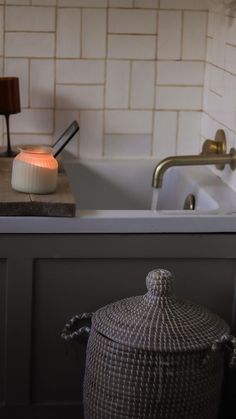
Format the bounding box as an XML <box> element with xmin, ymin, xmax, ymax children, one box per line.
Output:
<box><xmin>152</xmin><ymin>130</ymin><xmax>236</xmax><ymax>189</ymax></box>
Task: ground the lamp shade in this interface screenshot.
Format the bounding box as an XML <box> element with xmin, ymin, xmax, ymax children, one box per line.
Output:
<box><xmin>0</xmin><ymin>77</ymin><xmax>21</xmax><ymax>115</ymax></box>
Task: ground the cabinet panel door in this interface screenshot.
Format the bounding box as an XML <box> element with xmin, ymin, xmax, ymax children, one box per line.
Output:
<box><xmin>0</xmin><ymin>260</ymin><xmax>7</xmax><ymax>403</ymax></box>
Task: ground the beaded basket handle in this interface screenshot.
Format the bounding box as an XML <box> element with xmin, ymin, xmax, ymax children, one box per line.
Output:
<box><xmin>212</xmin><ymin>334</ymin><xmax>236</xmax><ymax>368</ymax></box>
<box><xmin>61</xmin><ymin>312</ymin><xmax>93</xmax><ymax>344</ymax></box>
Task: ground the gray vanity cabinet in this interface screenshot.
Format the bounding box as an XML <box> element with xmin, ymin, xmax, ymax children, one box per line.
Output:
<box><xmin>0</xmin><ymin>233</ymin><xmax>236</xmax><ymax>418</ymax></box>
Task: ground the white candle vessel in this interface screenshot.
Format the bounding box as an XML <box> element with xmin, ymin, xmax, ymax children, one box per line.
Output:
<box><xmin>11</xmin><ymin>146</ymin><xmax>58</xmax><ymax>194</ymax></box>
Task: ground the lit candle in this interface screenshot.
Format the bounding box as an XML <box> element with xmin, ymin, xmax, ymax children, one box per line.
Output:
<box><xmin>11</xmin><ymin>146</ymin><xmax>58</xmax><ymax>194</ymax></box>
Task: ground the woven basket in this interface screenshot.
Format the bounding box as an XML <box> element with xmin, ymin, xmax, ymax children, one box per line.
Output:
<box><xmin>84</xmin><ymin>269</ymin><xmax>231</xmax><ymax>419</ymax></box>
<box><xmin>62</xmin><ymin>269</ymin><xmax>234</xmax><ymax>419</ymax></box>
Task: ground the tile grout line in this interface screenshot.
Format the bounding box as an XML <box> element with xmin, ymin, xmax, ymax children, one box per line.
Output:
<box><xmin>102</xmin><ymin>5</ymin><xmax>109</xmax><ymax>157</ymax></box>
<box><xmin>151</xmin><ymin>8</ymin><xmax>159</xmax><ymax>157</ymax></box>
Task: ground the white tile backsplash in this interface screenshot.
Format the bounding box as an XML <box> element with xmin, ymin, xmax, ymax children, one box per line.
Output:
<box><xmin>56</xmin><ymin>85</ymin><xmax>104</xmax><ymax>110</ymax></box>
<box><xmin>5</xmin><ymin>33</ymin><xmax>55</xmax><ymax>58</ymax></box>
<box><xmin>134</xmin><ymin>0</ymin><xmax>159</xmax><ymax>8</ymax></box>
<box><xmin>202</xmin><ymin>7</ymin><xmax>236</xmax><ymax>190</ymax></box>
<box><xmin>108</xmin><ymin>9</ymin><xmax>157</xmax><ymax>34</ymax></box>
<box><xmin>104</xmin><ymin>134</ymin><xmax>152</xmax><ymax>157</ymax></box>
<box><xmin>56</xmin><ymin>60</ymin><xmax>105</xmax><ymax>84</ymax></box>
<box><xmin>109</xmin><ymin>0</ymin><xmax>133</xmax><ymax>7</ymax></box>
<box><xmin>10</xmin><ymin>109</ymin><xmax>54</xmax><ymax>134</ymax></box>
<box><xmin>58</xmin><ymin>0</ymin><xmax>107</xmax><ymax>6</ymax></box>
<box><xmin>130</xmin><ymin>61</ymin><xmax>155</xmax><ymax>109</ymax></box>
<box><xmin>153</xmin><ymin>111</ymin><xmax>177</xmax><ymax>158</ymax></box>
<box><xmin>182</xmin><ymin>11</ymin><xmax>207</xmax><ymax>60</ymax></box>
<box><xmin>6</xmin><ymin>0</ymin><xmax>30</xmax><ymax>4</ymax></box>
<box><xmin>160</xmin><ymin>0</ymin><xmax>208</xmax><ymax>10</ymax></box>
<box><xmin>105</xmin><ymin>110</ymin><xmax>153</xmax><ymax>134</ymax></box>
<box><xmin>4</xmin><ymin>58</ymin><xmax>29</xmax><ymax>107</ymax></box>
<box><xmin>0</xmin><ymin>57</ymin><xmax>3</xmax><ymax>76</ymax></box>
<box><xmin>225</xmin><ymin>44</ymin><xmax>236</xmax><ymax>74</ymax></box>
<box><xmin>56</xmin><ymin>8</ymin><xmax>81</xmax><ymax>58</ymax></box>
<box><xmin>82</xmin><ymin>9</ymin><xmax>107</xmax><ymax>58</ymax></box>
<box><xmin>157</xmin><ymin>11</ymin><xmax>182</xmax><ymax>60</ymax></box>
<box><xmin>7</xmin><ymin>134</ymin><xmax>53</xmax><ymax>146</ymax></box>
<box><xmin>156</xmin><ymin>86</ymin><xmax>202</xmax><ymax>110</ymax></box>
<box><xmin>108</xmin><ymin>35</ymin><xmax>156</xmax><ymax>59</ymax></box>
<box><xmin>0</xmin><ymin>1</ymin><xmax>215</xmax><ymax>161</ymax></box>
<box><xmin>105</xmin><ymin>60</ymin><xmax>130</xmax><ymax>108</ymax></box>
<box><xmin>177</xmin><ymin>111</ymin><xmax>202</xmax><ymax>154</ymax></box>
<box><xmin>0</xmin><ymin>7</ymin><xmax>3</xmax><ymax>57</ymax></box>
<box><xmin>157</xmin><ymin>61</ymin><xmax>205</xmax><ymax>86</ymax></box>
<box><xmin>5</xmin><ymin>6</ymin><xmax>55</xmax><ymax>32</ymax></box>
<box><xmin>79</xmin><ymin>111</ymin><xmax>103</xmax><ymax>157</ymax></box>
<box><xmin>32</xmin><ymin>1</ymin><xmax>56</xmax><ymax>5</ymax></box>
<box><xmin>30</xmin><ymin>59</ymin><xmax>54</xmax><ymax>108</ymax></box>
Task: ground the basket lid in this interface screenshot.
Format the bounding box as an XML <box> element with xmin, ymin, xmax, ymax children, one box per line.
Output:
<box><xmin>92</xmin><ymin>269</ymin><xmax>230</xmax><ymax>352</ymax></box>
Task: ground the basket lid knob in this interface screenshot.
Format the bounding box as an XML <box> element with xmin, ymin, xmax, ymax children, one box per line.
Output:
<box><xmin>146</xmin><ymin>269</ymin><xmax>174</xmax><ymax>296</ymax></box>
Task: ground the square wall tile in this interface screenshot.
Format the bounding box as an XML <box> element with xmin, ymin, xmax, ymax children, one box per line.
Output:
<box><xmin>5</xmin><ymin>33</ymin><xmax>55</xmax><ymax>58</ymax></box>
<box><xmin>182</xmin><ymin>11</ymin><xmax>207</xmax><ymax>60</ymax></box>
<box><xmin>82</xmin><ymin>9</ymin><xmax>106</xmax><ymax>58</ymax></box>
<box><xmin>156</xmin><ymin>86</ymin><xmax>202</xmax><ymax>110</ymax></box>
<box><xmin>108</xmin><ymin>9</ymin><xmax>157</xmax><ymax>34</ymax></box>
<box><xmin>157</xmin><ymin>61</ymin><xmax>205</xmax><ymax>86</ymax></box>
<box><xmin>130</xmin><ymin>61</ymin><xmax>155</xmax><ymax>109</ymax></box>
<box><xmin>79</xmin><ymin>110</ymin><xmax>103</xmax><ymax>157</ymax></box>
<box><xmin>104</xmin><ymin>134</ymin><xmax>152</xmax><ymax>157</ymax></box>
<box><xmin>4</xmin><ymin>58</ymin><xmax>29</xmax><ymax>107</ymax></box>
<box><xmin>55</xmin><ymin>110</ymin><xmax>79</xmax><ymax>156</ymax></box>
<box><xmin>153</xmin><ymin>111</ymin><xmax>177</xmax><ymax>158</ymax></box>
<box><xmin>56</xmin><ymin>85</ymin><xmax>104</xmax><ymax>110</ymax></box>
<box><xmin>158</xmin><ymin>11</ymin><xmax>182</xmax><ymax>60</ymax></box>
<box><xmin>5</xmin><ymin>6</ymin><xmax>55</xmax><ymax>31</ymax></box>
<box><xmin>30</xmin><ymin>60</ymin><xmax>54</xmax><ymax>108</ymax></box>
<box><xmin>56</xmin><ymin>60</ymin><xmax>105</xmax><ymax>85</ymax></box>
<box><xmin>56</xmin><ymin>8</ymin><xmax>81</xmax><ymax>58</ymax></box>
<box><xmin>177</xmin><ymin>111</ymin><xmax>202</xmax><ymax>154</ymax></box>
<box><xmin>105</xmin><ymin>110</ymin><xmax>153</xmax><ymax>134</ymax></box>
<box><xmin>108</xmin><ymin>35</ymin><xmax>156</xmax><ymax>59</ymax></box>
<box><xmin>105</xmin><ymin>61</ymin><xmax>130</xmax><ymax>109</ymax></box>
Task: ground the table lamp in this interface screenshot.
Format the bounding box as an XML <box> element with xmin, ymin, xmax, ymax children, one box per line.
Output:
<box><xmin>0</xmin><ymin>77</ymin><xmax>21</xmax><ymax>157</ymax></box>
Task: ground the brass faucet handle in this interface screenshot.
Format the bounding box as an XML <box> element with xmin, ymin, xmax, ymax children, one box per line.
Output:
<box><xmin>201</xmin><ymin>130</ymin><xmax>227</xmax><ymax>157</ymax></box>
<box><xmin>201</xmin><ymin>129</ymin><xmax>227</xmax><ymax>170</ymax></box>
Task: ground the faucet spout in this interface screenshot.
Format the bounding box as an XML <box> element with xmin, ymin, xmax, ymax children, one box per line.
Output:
<box><xmin>152</xmin><ymin>149</ymin><xmax>236</xmax><ymax>189</ymax></box>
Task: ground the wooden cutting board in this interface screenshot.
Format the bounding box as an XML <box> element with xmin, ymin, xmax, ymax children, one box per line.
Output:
<box><xmin>0</xmin><ymin>158</ymin><xmax>76</xmax><ymax>217</ymax></box>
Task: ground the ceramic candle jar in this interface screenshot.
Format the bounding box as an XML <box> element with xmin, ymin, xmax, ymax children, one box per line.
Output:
<box><xmin>11</xmin><ymin>146</ymin><xmax>58</xmax><ymax>194</ymax></box>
